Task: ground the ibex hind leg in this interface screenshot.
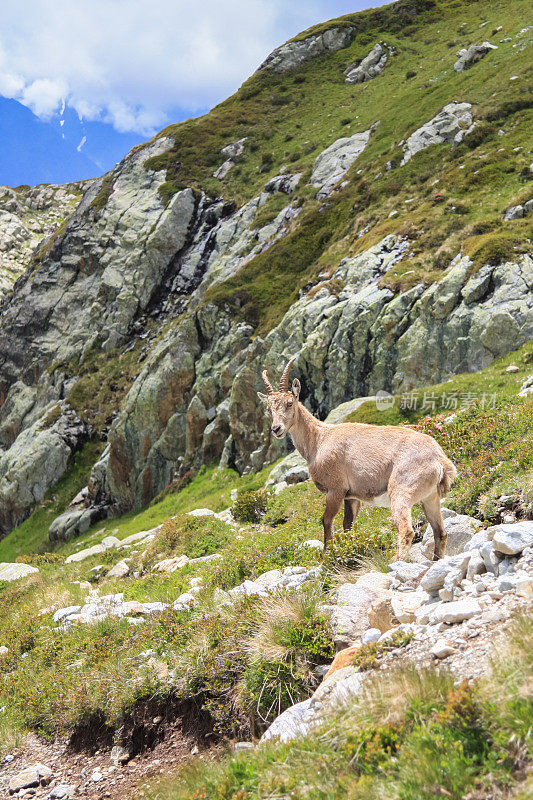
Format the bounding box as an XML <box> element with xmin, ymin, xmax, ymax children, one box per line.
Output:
<box><xmin>343</xmin><ymin>498</ymin><xmax>361</xmax><ymax>532</ymax></box>
<box><xmin>390</xmin><ymin>495</ymin><xmax>415</xmax><ymax>561</ymax></box>
<box><xmin>421</xmin><ymin>492</ymin><xmax>446</xmax><ymax>561</ymax></box>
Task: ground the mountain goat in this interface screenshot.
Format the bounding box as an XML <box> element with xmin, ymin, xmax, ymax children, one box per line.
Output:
<box><xmin>258</xmin><ymin>357</ymin><xmax>457</xmax><ymax>561</ymax></box>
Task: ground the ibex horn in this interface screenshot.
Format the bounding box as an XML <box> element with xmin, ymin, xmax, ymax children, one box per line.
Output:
<box><xmin>262</xmin><ymin>370</ymin><xmax>275</xmax><ymax>395</ymax></box>
<box><xmin>279</xmin><ymin>355</ymin><xmax>297</xmax><ymax>393</ymax></box>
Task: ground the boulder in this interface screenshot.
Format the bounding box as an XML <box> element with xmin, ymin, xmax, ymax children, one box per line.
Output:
<box><xmin>65</xmin><ymin>544</ymin><xmax>106</xmax><ymax>564</ymax></box>
<box><xmin>310</xmin><ymin>128</ymin><xmax>373</xmax><ymax>198</ymax></box>
<box><xmin>391</xmin><ymin>591</ymin><xmax>429</xmax><ymax>623</ymax></box>
<box><xmin>258</xmin><ymin>26</ymin><xmax>356</xmax><ymax>73</ymax></box>
<box><xmin>420</xmin><ymin>553</ymin><xmax>471</xmax><ymax>593</ymax></box>
<box><xmin>454</xmin><ymin>42</ymin><xmax>497</xmax><ymax>72</ymax></box>
<box><xmin>324</xmin><ymin>644</ymin><xmax>361</xmax><ymax>678</ymax></box>
<box><xmin>429</xmin><ymin>597</ymin><xmax>482</xmax><ymax>625</ymax></box>
<box><xmin>0</xmin><ymin>562</ymin><xmax>39</xmax><ymax>581</ymax></box>
<box><xmin>431</xmin><ymin>639</ymin><xmax>456</xmax><ymax>658</ymax></box>
<box><xmin>414</xmin><ymin>510</ymin><xmax>483</xmax><ymax>559</ymax></box>
<box><xmin>345</xmin><ymin>43</ymin><xmax>390</xmax><ymax>84</ymax></box>
<box><xmin>492</xmin><ymin>521</ymin><xmax>533</xmax><ymax>555</ymax></box>
<box><xmin>504</xmin><ymin>205</ymin><xmax>524</xmax><ymax>221</ymax></box>
<box><xmin>9</xmin><ymin>764</ymin><xmax>52</xmax><ymax>793</ymax></box>
<box><xmin>106</xmin><ymin>560</ymin><xmax>130</xmax><ymax>579</ymax></box>
<box><xmin>361</xmin><ymin>627</ymin><xmax>381</xmax><ymax>644</ymax></box>
<box><xmin>368</xmin><ymin>596</ymin><xmax>398</xmax><ymax>632</ymax></box>
<box><xmin>401</xmin><ymin>103</ymin><xmax>473</xmax><ymax>164</ymax></box>
<box><xmin>49</xmin><ymin>507</ymin><xmax>103</xmax><ymax>542</ymax></box>
<box><xmin>260</xmin><ymin>698</ymin><xmax>313</xmax><ymax>742</ymax></box>
<box><xmin>329</xmin><ymin>574</ymin><xmax>392</xmax><ymax>647</ymax></box>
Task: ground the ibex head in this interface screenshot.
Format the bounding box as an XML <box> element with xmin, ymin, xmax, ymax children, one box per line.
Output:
<box><xmin>257</xmin><ymin>356</ymin><xmax>301</xmax><ymax>439</ymax></box>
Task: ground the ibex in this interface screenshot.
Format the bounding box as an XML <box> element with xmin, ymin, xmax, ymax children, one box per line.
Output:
<box><xmin>258</xmin><ymin>357</ymin><xmax>457</xmax><ymax>561</ymax></box>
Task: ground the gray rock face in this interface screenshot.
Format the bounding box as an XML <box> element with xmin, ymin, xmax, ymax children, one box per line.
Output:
<box><xmin>48</xmin><ymin>507</ymin><xmax>104</xmax><ymax>542</ymax></box>
<box><xmin>401</xmin><ymin>103</ymin><xmax>473</xmax><ymax>164</ymax></box>
<box><xmin>0</xmin><ymin>182</ymin><xmax>87</xmax><ymax>298</ymax></box>
<box><xmin>0</xmin><ymin>404</ymin><xmax>90</xmax><ymax>535</ymax></box>
<box><xmin>345</xmin><ymin>43</ymin><xmax>390</xmax><ymax>83</ymax></box>
<box><xmin>454</xmin><ymin>42</ymin><xmax>497</xmax><ymax>72</ymax></box>
<box><xmin>104</xmin><ymin>236</ymin><xmax>533</xmax><ymax>497</ymax></box>
<box><xmin>310</xmin><ymin>129</ymin><xmax>373</xmax><ymax>198</ymax></box>
<box><xmin>258</xmin><ymin>26</ymin><xmax>356</xmax><ymax>73</ymax></box>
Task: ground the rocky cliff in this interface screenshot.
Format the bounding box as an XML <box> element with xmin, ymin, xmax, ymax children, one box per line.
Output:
<box><xmin>0</xmin><ymin>0</ymin><xmax>532</xmax><ymax>538</ymax></box>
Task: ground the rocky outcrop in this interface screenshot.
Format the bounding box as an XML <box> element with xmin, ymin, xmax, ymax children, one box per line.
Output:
<box><xmin>103</xmin><ymin>237</ymin><xmax>533</xmax><ymax>503</ymax></box>
<box><xmin>213</xmin><ymin>138</ymin><xmax>247</xmax><ymax>179</ymax></box>
<box><xmin>260</xmin><ymin>517</ymin><xmax>533</xmax><ymax>744</ymax></box>
<box><xmin>0</xmin><ymin>182</ymin><xmax>85</xmax><ymax>298</ymax></box>
<box><xmin>310</xmin><ymin>128</ymin><xmax>373</xmax><ymax>198</ymax></box>
<box><xmin>400</xmin><ymin>102</ymin><xmax>473</xmax><ymax>164</ymax></box>
<box><xmin>0</xmin><ymin>404</ymin><xmax>91</xmax><ymax>535</ymax></box>
<box><xmin>454</xmin><ymin>42</ymin><xmax>497</xmax><ymax>72</ymax></box>
<box><xmin>344</xmin><ymin>43</ymin><xmax>391</xmax><ymax>83</ymax></box>
<box><xmin>258</xmin><ymin>26</ymin><xmax>356</xmax><ymax>73</ymax></box>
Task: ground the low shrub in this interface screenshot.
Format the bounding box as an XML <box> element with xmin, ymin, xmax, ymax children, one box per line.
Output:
<box><xmin>232</xmin><ymin>489</ymin><xmax>268</xmax><ymax>523</ymax></box>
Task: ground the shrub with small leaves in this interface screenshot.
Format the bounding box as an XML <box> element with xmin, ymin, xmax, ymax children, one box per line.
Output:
<box><xmin>232</xmin><ymin>489</ymin><xmax>268</xmax><ymax>523</ymax></box>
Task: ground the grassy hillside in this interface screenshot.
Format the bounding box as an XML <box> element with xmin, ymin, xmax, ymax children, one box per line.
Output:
<box><xmin>0</xmin><ymin>346</ymin><xmax>530</xmax><ymax>762</ymax></box>
<box><xmin>141</xmin><ymin>0</ymin><xmax>532</xmax><ymax>332</ymax></box>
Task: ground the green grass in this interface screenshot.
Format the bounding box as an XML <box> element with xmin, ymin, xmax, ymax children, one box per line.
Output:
<box><xmin>0</xmin><ymin>346</ymin><xmax>531</xmax><ymax>761</ymax></box>
<box><xmin>145</xmin><ymin>614</ymin><xmax>532</xmax><ymax>800</ymax></box>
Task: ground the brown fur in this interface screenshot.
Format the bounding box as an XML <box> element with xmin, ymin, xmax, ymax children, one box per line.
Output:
<box><xmin>258</xmin><ymin>362</ymin><xmax>457</xmax><ymax>561</ymax></box>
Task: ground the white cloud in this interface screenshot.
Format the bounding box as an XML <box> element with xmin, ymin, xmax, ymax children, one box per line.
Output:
<box><xmin>0</xmin><ymin>0</ymin><xmax>378</xmax><ymax>135</ymax></box>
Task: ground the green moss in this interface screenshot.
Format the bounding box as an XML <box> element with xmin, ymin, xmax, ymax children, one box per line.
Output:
<box><xmin>89</xmin><ymin>174</ymin><xmax>113</xmax><ymax>213</ymax></box>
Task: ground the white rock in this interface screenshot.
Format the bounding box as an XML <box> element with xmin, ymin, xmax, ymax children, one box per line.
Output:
<box><xmin>480</xmin><ymin>541</ymin><xmax>502</xmax><ymax>573</ymax></box>
<box><xmin>431</xmin><ymin>639</ymin><xmax>456</xmax><ymax>658</ymax></box>
<box><xmin>106</xmin><ymin>560</ymin><xmax>130</xmax><ymax>579</ymax></box>
<box><xmin>299</xmin><ymin>539</ymin><xmax>324</xmax><ymax>551</ymax></box>
<box><xmin>155</xmin><ymin>555</ymin><xmax>189</xmax><ymax>573</ymax></box>
<box><xmin>492</xmin><ymin>521</ymin><xmax>533</xmax><ymax>555</ymax></box>
<box><xmin>50</xmin><ymin>786</ymin><xmax>76</xmax><ymax>799</ymax></box>
<box><xmin>420</xmin><ymin>553</ymin><xmax>471</xmax><ymax>593</ymax></box>
<box><xmin>188</xmin><ymin>508</ymin><xmax>215</xmax><ymax>517</ymax></box>
<box><xmin>388</xmin><ymin>561</ymin><xmax>428</xmax><ymax>583</ymax></box>
<box><xmin>466</xmin><ymin>551</ymin><xmax>486</xmax><ymax>580</ymax></box>
<box><xmin>65</xmin><ymin>544</ymin><xmax>106</xmax><ymax>563</ymax></box>
<box><xmin>0</xmin><ymin>645</ymin><xmax>8</xmax><ymax>655</ymax></box>
<box><xmin>0</xmin><ymin>562</ymin><xmax>39</xmax><ymax>581</ymax></box>
<box><xmin>429</xmin><ymin>597</ymin><xmax>482</xmax><ymax>625</ymax></box>
<box><xmin>391</xmin><ymin>591</ymin><xmax>429</xmax><ymax>623</ymax></box>
<box><xmin>361</xmin><ymin>627</ymin><xmax>381</xmax><ymax>644</ymax></box>
<box><xmin>516</xmin><ymin>575</ymin><xmax>533</xmax><ymax>597</ymax></box>
<box><xmin>310</xmin><ymin>129</ymin><xmax>373</xmax><ymax>198</ymax></box>
<box><xmin>102</xmin><ymin>535</ymin><xmax>121</xmax><ymax>549</ymax></box>
<box><xmin>53</xmin><ymin>605</ymin><xmax>82</xmax><ymax>624</ymax></box>
<box><xmin>260</xmin><ymin>698</ymin><xmax>313</xmax><ymax>743</ymax></box>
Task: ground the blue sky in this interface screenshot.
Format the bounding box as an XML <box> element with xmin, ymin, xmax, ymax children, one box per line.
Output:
<box><xmin>0</xmin><ymin>0</ymin><xmax>390</xmax><ymax>186</ymax></box>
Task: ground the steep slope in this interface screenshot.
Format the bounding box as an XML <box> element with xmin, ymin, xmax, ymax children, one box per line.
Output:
<box><xmin>0</xmin><ymin>0</ymin><xmax>532</xmax><ymax>539</ymax></box>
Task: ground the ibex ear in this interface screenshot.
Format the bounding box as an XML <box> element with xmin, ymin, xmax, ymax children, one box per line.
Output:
<box><xmin>291</xmin><ymin>378</ymin><xmax>301</xmax><ymax>399</ymax></box>
<box><xmin>257</xmin><ymin>391</ymin><xmax>268</xmax><ymax>404</ymax></box>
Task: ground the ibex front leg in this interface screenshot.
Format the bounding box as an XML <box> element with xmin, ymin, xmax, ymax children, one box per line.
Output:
<box><xmin>322</xmin><ymin>491</ymin><xmax>343</xmax><ymax>549</ymax></box>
